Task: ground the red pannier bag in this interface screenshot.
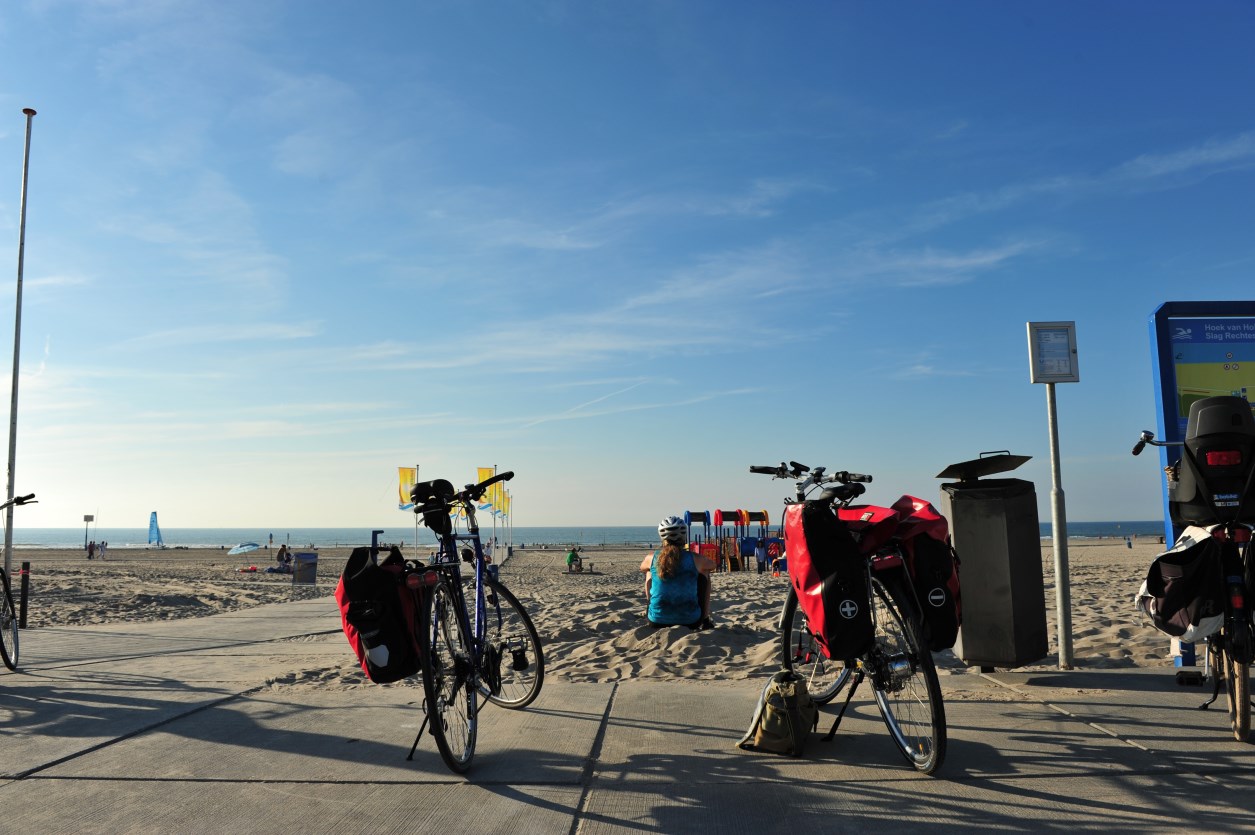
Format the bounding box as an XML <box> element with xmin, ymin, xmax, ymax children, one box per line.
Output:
<box><xmin>891</xmin><ymin>495</ymin><xmax>962</xmax><ymax>651</ymax></box>
<box><xmin>335</xmin><ymin>546</ymin><xmax>423</xmax><ymax>683</ymax></box>
<box><xmin>783</xmin><ymin>501</ymin><xmax>873</xmax><ymax>661</ymax></box>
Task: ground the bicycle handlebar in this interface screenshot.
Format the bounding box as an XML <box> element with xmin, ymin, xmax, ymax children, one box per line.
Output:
<box><xmin>0</xmin><ymin>493</ymin><xmax>35</xmax><ymax>511</ymax></box>
<box><xmin>462</xmin><ymin>470</ymin><xmax>514</xmax><ymax>502</ymax></box>
<box><xmin>749</xmin><ymin>462</ymin><xmax>873</xmax><ymax>482</ymax></box>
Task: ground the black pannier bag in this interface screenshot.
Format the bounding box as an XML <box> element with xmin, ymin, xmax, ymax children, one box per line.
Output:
<box><xmin>891</xmin><ymin>495</ymin><xmax>961</xmax><ymax>652</ymax></box>
<box><xmin>1170</xmin><ymin>396</ymin><xmax>1255</xmax><ymax>527</ymax></box>
<box><xmin>335</xmin><ymin>546</ymin><xmax>422</xmax><ymax>683</ymax></box>
<box><xmin>783</xmin><ymin>501</ymin><xmax>874</xmax><ymax>661</ymax></box>
<box><xmin>903</xmin><ymin>533</ymin><xmax>961</xmax><ymax>651</ymax></box>
<box><xmin>1136</xmin><ymin>530</ymin><xmax>1224</xmax><ymax>642</ymax></box>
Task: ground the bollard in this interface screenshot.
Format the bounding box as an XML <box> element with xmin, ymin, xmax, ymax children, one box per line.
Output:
<box><xmin>19</xmin><ymin>561</ymin><xmax>30</xmax><ymax>628</ymax></box>
<box><xmin>1171</xmin><ymin>637</ymin><xmax>1196</xmax><ymax>667</ymax></box>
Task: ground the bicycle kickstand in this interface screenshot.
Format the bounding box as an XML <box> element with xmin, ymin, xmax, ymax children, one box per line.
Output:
<box><xmin>821</xmin><ymin>669</ymin><xmax>865</xmax><ymax>742</ymax></box>
<box><xmin>406</xmin><ymin>713</ymin><xmax>431</xmax><ymax>761</ymax></box>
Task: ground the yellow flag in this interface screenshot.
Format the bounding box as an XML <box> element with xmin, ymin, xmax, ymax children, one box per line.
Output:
<box><xmin>477</xmin><ymin>467</ymin><xmax>495</xmax><ymax>485</ymax></box>
<box><xmin>398</xmin><ymin>467</ymin><xmax>418</xmax><ymax>510</ymax></box>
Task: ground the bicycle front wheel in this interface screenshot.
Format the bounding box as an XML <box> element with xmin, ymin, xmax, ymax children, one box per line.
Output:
<box><xmin>866</xmin><ymin>573</ymin><xmax>946</xmax><ymax>774</ymax></box>
<box><xmin>422</xmin><ymin>578</ymin><xmax>477</xmax><ymax>773</ymax></box>
<box><xmin>479</xmin><ymin>576</ymin><xmax>545</xmax><ymax>708</ymax></box>
<box><xmin>779</xmin><ymin>586</ymin><xmax>850</xmax><ymax>705</ymax></box>
<box><xmin>0</xmin><ymin>570</ymin><xmax>17</xmax><ymax>671</ymax></box>
<box><xmin>1222</xmin><ymin>638</ymin><xmax>1251</xmax><ymax>743</ymax></box>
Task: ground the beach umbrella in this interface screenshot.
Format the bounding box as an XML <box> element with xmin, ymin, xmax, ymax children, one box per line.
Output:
<box><xmin>228</xmin><ymin>542</ymin><xmax>261</xmax><ymax>555</ymax></box>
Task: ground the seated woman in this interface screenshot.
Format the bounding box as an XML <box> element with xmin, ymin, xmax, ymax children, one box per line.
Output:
<box><xmin>640</xmin><ymin>516</ymin><xmax>715</xmax><ymax>630</ymax></box>
<box><xmin>566</xmin><ymin>546</ymin><xmax>583</xmax><ymax>573</ymax></box>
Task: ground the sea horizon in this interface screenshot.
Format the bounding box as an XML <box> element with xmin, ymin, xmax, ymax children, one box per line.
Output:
<box><xmin>8</xmin><ymin>520</ymin><xmax>1170</xmax><ymax>550</ymax></box>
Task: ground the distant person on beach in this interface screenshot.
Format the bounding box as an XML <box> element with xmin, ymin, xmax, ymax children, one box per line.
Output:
<box><xmin>754</xmin><ymin>539</ymin><xmax>767</xmax><ymax>574</ymax></box>
<box><xmin>276</xmin><ymin>544</ymin><xmax>292</xmax><ymax>571</ymax></box>
<box><xmin>566</xmin><ymin>546</ymin><xmax>583</xmax><ymax>573</ymax></box>
<box><xmin>87</xmin><ymin>540</ymin><xmax>95</xmax><ymax>560</ymax></box>
<box><xmin>98</xmin><ymin>541</ymin><xmax>107</xmax><ymax>560</ymax></box>
<box><xmin>640</xmin><ymin>516</ymin><xmax>715</xmax><ymax>630</ymax></box>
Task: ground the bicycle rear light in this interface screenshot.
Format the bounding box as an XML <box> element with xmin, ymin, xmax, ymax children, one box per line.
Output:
<box><xmin>1205</xmin><ymin>450</ymin><xmax>1242</xmax><ymax>466</ymax></box>
<box><xmin>406</xmin><ymin>571</ymin><xmax>438</xmax><ymax>589</ymax></box>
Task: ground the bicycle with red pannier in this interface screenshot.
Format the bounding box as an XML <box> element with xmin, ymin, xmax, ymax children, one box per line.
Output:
<box><xmin>750</xmin><ymin>461</ymin><xmax>958</xmax><ymax>774</ymax></box>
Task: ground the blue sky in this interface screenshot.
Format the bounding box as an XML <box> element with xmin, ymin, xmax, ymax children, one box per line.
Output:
<box><xmin>0</xmin><ymin>1</ymin><xmax>1252</xmax><ymax>529</ymax></box>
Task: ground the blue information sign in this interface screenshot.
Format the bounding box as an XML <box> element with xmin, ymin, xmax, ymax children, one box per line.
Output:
<box><xmin>1150</xmin><ymin>301</ymin><xmax>1255</xmax><ymax>540</ymax></box>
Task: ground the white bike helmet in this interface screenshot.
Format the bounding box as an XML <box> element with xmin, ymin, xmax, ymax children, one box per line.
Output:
<box><xmin>658</xmin><ymin>515</ymin><xmax>687</xmax><ymax>545</ymax></box>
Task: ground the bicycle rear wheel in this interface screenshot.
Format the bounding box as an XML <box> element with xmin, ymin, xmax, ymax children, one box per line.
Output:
<box><xmin>866</xmin><ymin>573</ymin><xmax>946</xmax><ymax>774</ymax></box>
<box><xmin>422</xmin><ymin>578</ymin><xmax>477</xmax><ymax>773</ymax></box>
<box><xmin>1221</xmin><ymin>638</ymin><xmax>1251</xmax><ymax>743</ymax></box>
<box><xmin>0</xmin><ymin>570</ymin><xmax>17</xmax><ymax>671</ymax></box>
<box><xmin>779</xmin><ymin>586</ymin><xmax>850</xmax><ymax>705</ymax></box>
<box><xmin>479</xmin><ymin>576</ymin><xmax>544</xmax><ymax>708</ymax></box>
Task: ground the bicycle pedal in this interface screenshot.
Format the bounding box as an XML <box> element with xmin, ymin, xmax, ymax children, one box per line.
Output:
<box><xmin>1176</xmin><ymin>670</ymin><xmax>1205</xmax><ymax>686</ymax></box>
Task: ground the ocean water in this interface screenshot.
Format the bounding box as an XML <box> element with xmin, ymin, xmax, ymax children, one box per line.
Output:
<box><xmin>11</xmin><ymin>520</ymin><xmax>1167</xmax><ymax>550</ymax></box>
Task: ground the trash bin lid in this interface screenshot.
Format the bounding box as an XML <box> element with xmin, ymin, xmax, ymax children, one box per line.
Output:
<box><xmin>936</xmin><ymin>451</ymin><xmax>1031</xmax><ymax>481</ymax></box>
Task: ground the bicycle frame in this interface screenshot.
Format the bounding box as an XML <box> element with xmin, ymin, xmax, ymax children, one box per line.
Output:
<box><xmin>431</xmin><ymin>500</ymin><xmax>491</xmax><ymax>665</ymax></box>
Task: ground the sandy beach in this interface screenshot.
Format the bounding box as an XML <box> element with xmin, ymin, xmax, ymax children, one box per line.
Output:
<box><xmin>9</xmin><ymin>537</ymin><xmax>1177</xmax><ymax>686</ymax></box>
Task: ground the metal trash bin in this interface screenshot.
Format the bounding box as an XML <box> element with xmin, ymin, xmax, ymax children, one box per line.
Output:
<box><xmin>292</xmin><ymin>552</ymin><xmax>318</xmax><ymax>586</ymax></box>
<box><xmin>937</xmin><ymin>452</ymin><xmax>1049</xmax><ymax>669</ymax></box>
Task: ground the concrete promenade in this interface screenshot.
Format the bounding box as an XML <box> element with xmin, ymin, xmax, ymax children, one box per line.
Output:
<box><xmin>2</xmin><ymin>597</ymin><xmax>1254</xmax><ymax>833</ymax></box>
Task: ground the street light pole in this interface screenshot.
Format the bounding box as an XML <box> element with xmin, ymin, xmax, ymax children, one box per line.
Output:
<box><xmin>5</xmin><ymin>108</ymin><xmax>35</xmax><ymax>578</ymax></box>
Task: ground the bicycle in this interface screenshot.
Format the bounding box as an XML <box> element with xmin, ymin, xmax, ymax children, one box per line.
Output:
<box><xmin>0</xmin><ymin>492</ymin><xmax>36</xmax><ymax>671</ymax></box>
<box><xmin>750</xmin><ymin>462</ymin><xmax>946</xmax><ymax>774</ymax></box>
<box><xmin>402</xmin><ymin>470</ymin><xmax>544</xmax><ymax>773</ymax></box>
<box><xmin>1133</xmin><ymin>394</ymin><xmax>1255</xmax><ymax>742</ymax></box>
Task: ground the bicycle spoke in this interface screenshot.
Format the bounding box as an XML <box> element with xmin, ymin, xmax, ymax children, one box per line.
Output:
<box><xmin>779</xmin><ymin>587</ymin><xmax>849</xmax><ymax>705</ymax></box>
<box><xmin>867</xmin><ymin>574</ymin><xmax>946</xmax><ymax>774</ymax></box>
<box><xmin>478</xmin><ymin>577</ymin><xmax>545</xmax><ymax>708</ymax></box>
<box><xmin>421</xmin><ymin>579</ymin><xmax>477</xmax><ymax>773</ymax></box>
<box><xmin>0</xmin><ymin>570</ymin><xmax>18</xmax><ymax>671</ymax></box>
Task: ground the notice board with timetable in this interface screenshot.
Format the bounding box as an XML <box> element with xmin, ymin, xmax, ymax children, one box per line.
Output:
<box><xmin>1027</xmin><ymin>321</ymin><xmax>1080</xmax><ymax>384</ymax></box>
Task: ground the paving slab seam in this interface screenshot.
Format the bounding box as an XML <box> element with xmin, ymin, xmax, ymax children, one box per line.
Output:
<box><xmin>973</xmin><ymin>670</ymin><xmax>1255</xmax><ymax>783</ymax></box>
<box><xmin>19</xmin><ymin>627</ymin><xmax>343</xmax><ymax>673</ymax></box>
<box><xmin>20</xmin><ymin>775</ymin><xmax>580</xmax><ymax>787</ymax></box>
<box><xmin>569</xmin><ymin>680</ymin><xmax>619</xmax><ymax>835</ymax></box>
<box><xmin>11</xmin><ymin>691</ymin><xmax>245</xmax><ymax>780</ymax></box>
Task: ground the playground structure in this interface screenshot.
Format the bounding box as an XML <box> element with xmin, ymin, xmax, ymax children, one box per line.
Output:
<box><xmin>679</xmin><ymin>508</ymin><xmax>783</xmax><ymax>571</ymax></box>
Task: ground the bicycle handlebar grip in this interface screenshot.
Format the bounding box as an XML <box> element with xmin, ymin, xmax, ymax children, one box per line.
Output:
<box><xmin>1131</xmin><ymin>440</ymin><xmax>1146</xmax><ymax>456</ymax></box>
<box><xmin>835</xmin><ymin>471</ymin><xmax>873</xmax><ymax>483</ymax></box>
<box><xmin>749</xmin><ymin>465</ymin><xmax>779</xmax><ymax>475</ymax></box>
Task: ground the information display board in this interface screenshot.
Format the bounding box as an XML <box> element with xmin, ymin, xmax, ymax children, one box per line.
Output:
<box><xmin>1027</xmin><ymin>321</ymin><xmax>1080</xmax><ymax>384</ymax></box>
<box><xmin>1149</xmin><ymin>301</ymin><xmax>1255</xmax><ymax>539</ymax></box>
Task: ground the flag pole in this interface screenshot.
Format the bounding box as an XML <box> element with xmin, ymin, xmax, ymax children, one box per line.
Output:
<box><xmin>5</xmin><ymin>108</ymin><xmax>35</xmax><ymax>579</ymax></box>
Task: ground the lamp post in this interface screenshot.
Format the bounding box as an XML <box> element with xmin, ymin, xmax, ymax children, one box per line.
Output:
<box><xmin>4</xmin><ymin>108</ymin><xmax>35</xmax><ymax>578</ymax></box>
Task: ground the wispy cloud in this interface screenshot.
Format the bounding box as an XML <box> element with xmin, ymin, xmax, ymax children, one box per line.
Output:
<box><xmin>846</xmin><ymin>239</ymin><xmax>1045</xmax><ymax>288</ymax></box>
<box><xmin>121</xmin><ymin>320</ymin><xmax>321</xmax><ymax>348</ymax></box>
<box><xmin>522</xmin><ymin>386</ymin><xmax>758</xmax><ymax>428</ymax></box>
<box><xmin>903</xmin><ymin>130</ymin><xmax>1255</xmax><ymax>237</ymax></box>
<box><xmin>1112</xmin><ymin>131</ymin><xmax>1255</xmax><ymax>182</ymax></box>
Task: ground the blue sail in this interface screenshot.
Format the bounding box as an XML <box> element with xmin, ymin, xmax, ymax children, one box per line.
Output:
<box><xmin>148</xmin><ymin>512</ymin><xmax>164</xmax><ymax>547</ymax></box>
